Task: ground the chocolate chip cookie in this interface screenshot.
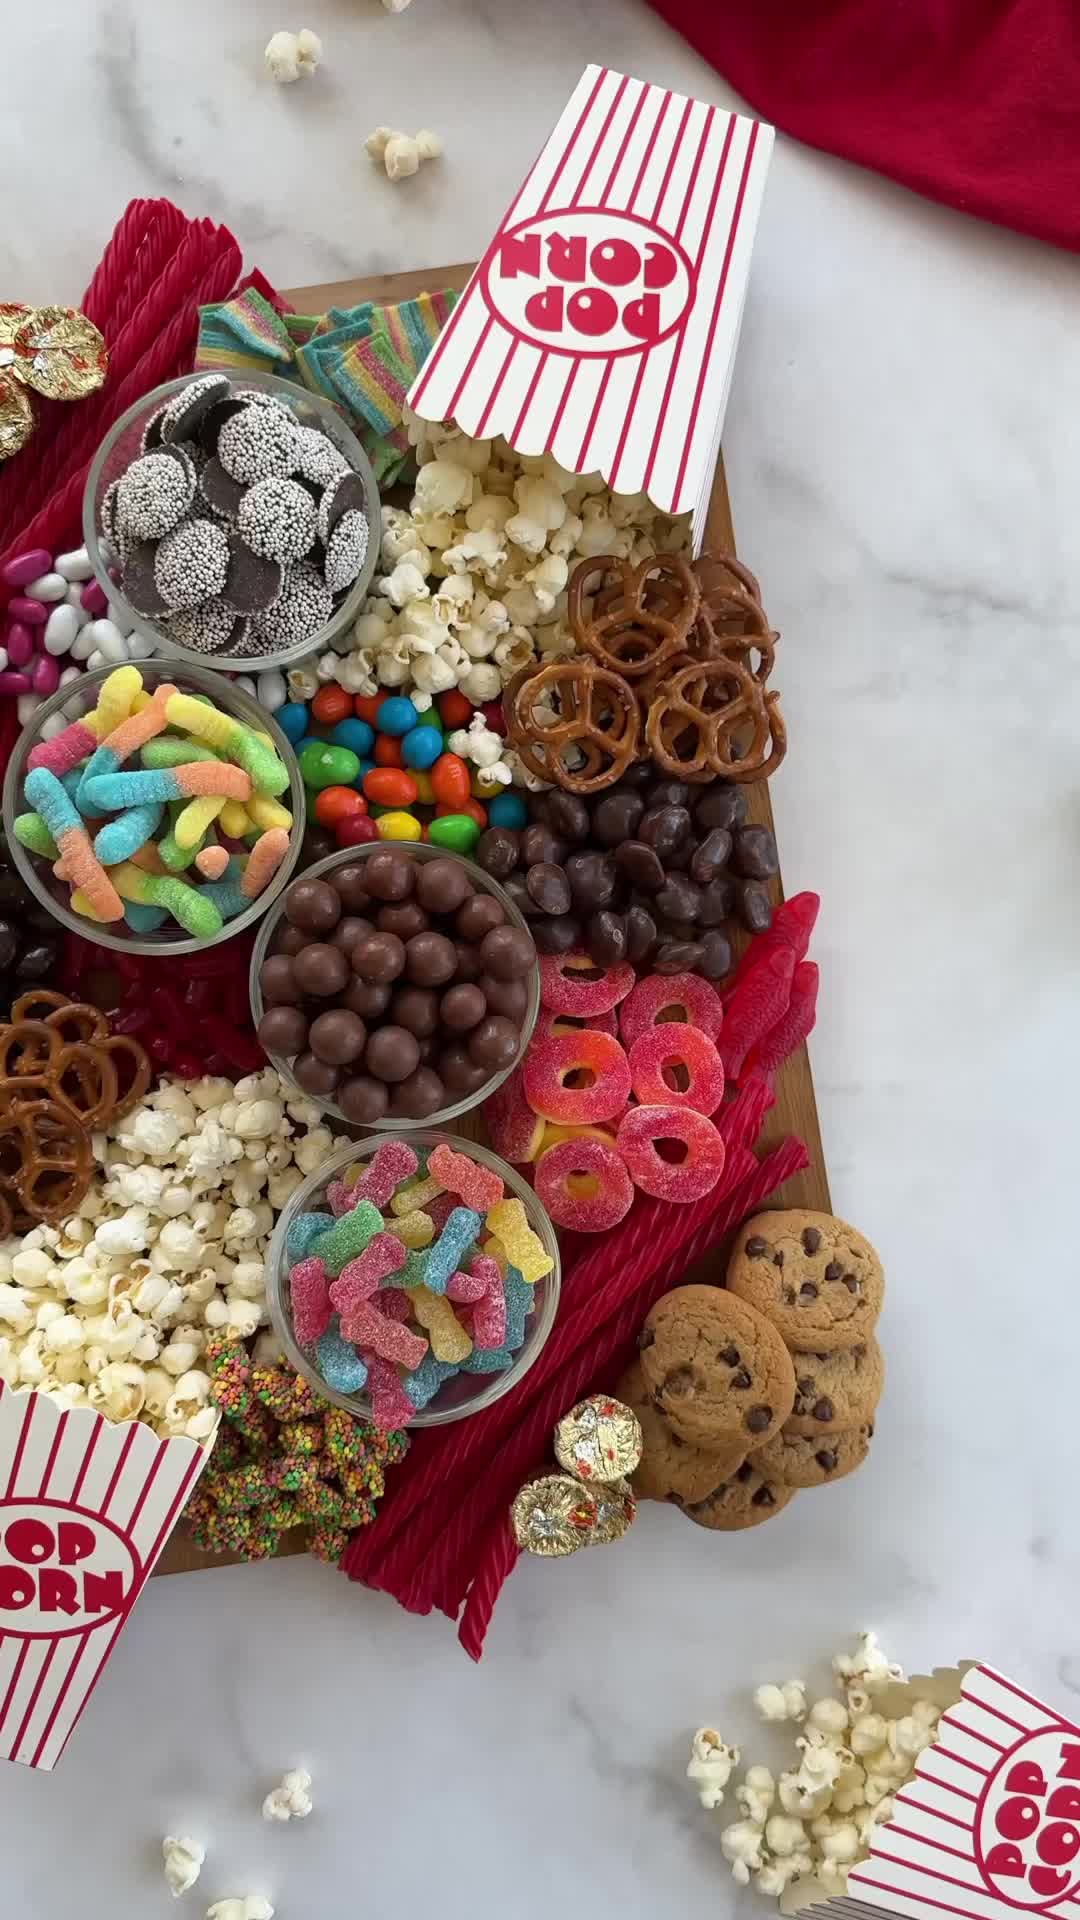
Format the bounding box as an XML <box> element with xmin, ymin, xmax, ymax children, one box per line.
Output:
<box><xmin>726</xmin><ymin>1211</ymin><xmax>884</xmax><ymax>1351</ymax></box>
<box><xmin>787</xmin><ymin>1339</ymin><xmax>884</xmax><ymax>1436</ymax></box>
<box><xmin>637</xmin><ymin>1285</ymin><xmax>796</xmax><ymax>1450</ymax></box>
<box><xmin>617</xmin><ymin>1360</ymin><xmax>747</xmax><ymax>1504</ymax></box>
<box><xmin>750</xmin><ymin>1420</ymin><xmax>873</xmax><ymax>1488</ymax></box>
<box><xmin>676</xmin><ymin>1461</ymin><xmax>796</xmax><ymax>1531</ymax></box>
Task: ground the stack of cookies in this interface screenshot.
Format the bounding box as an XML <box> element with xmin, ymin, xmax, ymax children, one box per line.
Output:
<box><xmin>618</xmin><ymin>1209</ymin><xmax>884</xmax><ymax>1531</ymax></box>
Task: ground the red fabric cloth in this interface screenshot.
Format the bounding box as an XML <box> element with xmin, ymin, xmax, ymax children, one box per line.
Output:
<box><xmin>646</xmin><ymin>0</ymin><xmax>1080</xmax><ymax>252</ymax></box>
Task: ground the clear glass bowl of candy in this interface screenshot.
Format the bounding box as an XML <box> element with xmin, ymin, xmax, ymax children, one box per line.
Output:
<box><xmin>1</xmin><ymin>660</ymin><xmax>306</xmax><ymax>955</ymax></box>
<box><xmin>82</xmin><ymin>369</ymin><xmax>380</xmax><ymax>673</ymax></box>
<box><xmin>267</xmin><ymin>1134</ymin><xmax>562</xmax><ymax>1428</ymax></box>
<box><xmin>249</xmin><ymin>842</ymin><xmax>540</xmax><ymax>1130</ymax></box>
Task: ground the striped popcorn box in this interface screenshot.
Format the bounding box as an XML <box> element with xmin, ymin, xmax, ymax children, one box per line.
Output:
<box><xmin>793</xmin><ymin>1663</ymin><xmax>1080</xmax><ymax>1920</ymax></box>
<box><xmin>0</xmin><ymin>1383</ymin><xmax>210</xmax><ymax>1771</ymax></box>
<box><xmin>408</xmin><ymin>63</ymin><xmax>774</xmax><ymax>548</ymax></box>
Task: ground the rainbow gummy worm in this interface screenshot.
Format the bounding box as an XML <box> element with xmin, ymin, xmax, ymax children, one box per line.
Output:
<box><xmin>164</xmin><ymin>693</ymin><xmax>290</xmax><ymax>796</ymax></box>
<box><xmin>24</xmin><ymin>767</ymin><xmax>124</xmax><ymax>922</ymax></box>
<box><xmin>81</xmin><ymin>761</ymin><xmax>252</xmax><ymax>809</ymax></box>
<box><xmin>110</xmin><ymin>860</ymin><xmax>223</xmax><ymax>938</ymax></box>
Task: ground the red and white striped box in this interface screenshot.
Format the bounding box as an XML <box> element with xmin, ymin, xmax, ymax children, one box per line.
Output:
<box><xmin>408</xmin><ymin>64</ymin><xmax>774</xmax><ymax>547</ymax></box>
<box><xmin>795</xmin><ymin>1663</ymin><xmax>1080</xmax><ymax>1920</ymax></box>
<box><xmin>0</xmin><ymin>1382</ymin><xmax>209</xmax><ymax>1771</ymax></box>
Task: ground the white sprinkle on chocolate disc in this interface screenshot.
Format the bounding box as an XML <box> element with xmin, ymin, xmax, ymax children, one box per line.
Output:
<box><xmin>324</xmin><ymin>507</ymin><xmax>369</xmax><ymax>593</ymax></box>
<box><xmin>254</xmin><ymin>560</ymin><xmax>333</xmax><ymax>647</ymax></box>
<box><xmin>294</xmin><ymin>424</ymin><xmax>349</xmax><ymax>488</ymax></box>
<box><xmin>154</xmin><ymin>516</ymin><xmax>230</xmax><ymax>610</ymax></box>
<box><xmin>161</xmin><ymin>372</ymin><xmax>231</xmax><ymax>443</ymax></box>
<box><xmin>317</xmin><ymin>469</ymin><xmax>367</xmax><ymax>545</ymax></box>
<box><xmin>218</xmin><ymin>403</ymin><xmax>301</xmax><ymax>484</ymax></box>
<box><xmin>166</xmin><ymin>599</ymin><xmax>241</xmax><ymax>655</ymax></box>
<box><xmin>116</xmin><ymin>451</ymin><xmax>196</xmax><ymax>539</ymax></box>
<box><xmin>238</xmin><ymin>476</ymin><xmax>317</xmax><ymax>565</ymax></box>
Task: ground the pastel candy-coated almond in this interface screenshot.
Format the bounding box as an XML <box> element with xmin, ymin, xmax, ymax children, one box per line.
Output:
<box><xmin>5</xmin><ymin>622</ymin><xmax>34</xmax><ymax>667</ymax></box>
<box><xmin>5</xmin><ymin>597</ymin><xmax>47</xmax><ymax>626</ymax></box>
<box><xmin>2</xmin><ymin>549</ymin><xmax>52</xmax><ymax>587</ymax></box>
<box><xmin>55</xmin><ymin>547</ymin><xmax>93</xmax><ymax>582</ymax></box>
<box><xmin>43</xmin><ymin>604</ymin><xmax>81</xmax><ymax>655</ymax></box>
<box><xmin>22</xmin><ymin>572</ymin><xmax>67</xmax><ymax>603</ymax></box>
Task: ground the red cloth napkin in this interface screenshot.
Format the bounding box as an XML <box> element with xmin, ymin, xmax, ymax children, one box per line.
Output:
<box><xmin>646</xmin><ymin>0</ymin><xmax>1080</xmax><ymax>252</ymax></box>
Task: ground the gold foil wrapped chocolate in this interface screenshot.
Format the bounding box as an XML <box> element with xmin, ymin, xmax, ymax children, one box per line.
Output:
<box><xmin>511</xmin><ymin>1474</ymin><xmax>598</xmax><ymax>1557</ymax></box>
<box><xmin>554</xmin><ymin>1394</ymin><xmax>643</xmax><ymax>1484</ymax></box>
<box><xmin>589</xmin><ymin>1477</ymin><xmax>636</xmax><ymax>1546</ymax></box>
<box><xmin>0</xmin><ymin>302</ymin><xmax>108</xmax><ymax>463</ymax></box>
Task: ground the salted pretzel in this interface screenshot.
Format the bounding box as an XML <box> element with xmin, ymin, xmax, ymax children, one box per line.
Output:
<box><xmin>646</xmin><ymin>657</ymin><xmax>787</xmax><ymax>784</ymax></box>
<box><xmin>0</xmin><ymin>1001</ymin><xmax>151</xmax><ymax>1225</ymax></box>
<box><xmin>568</xmin><ymin>553</ymin><xmax>701</xmax><ymax>680</ymax></box>
<box><xmin>691</xmin><ymin>552</ymin><xmax>778</xmax><ymax>685</ymax></box>
<box><xmin>0</xmin><ymin>1101</ymin><xmax>93</xmax><ymax>1222</ymax></box>
<box><xmin>506</xmin><ymin>659</ymin><xmax>640</xmax><ymax>793</ymax></box>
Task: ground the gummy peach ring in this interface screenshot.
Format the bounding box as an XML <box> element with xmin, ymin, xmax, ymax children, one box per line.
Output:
<box><xmin>523</xmin><ymin>1028</ymin><xmax>631</xmax><ymax>1126</ymax></box>
<box><xmin>616</xmin><ymin>1104</ymin><xmax>726</xmax><ymax>1202</ymax></box>
<box><xmin>627</xmin><ymin>1024</ymin><xmax>725</xmax><ymax>1115</ymax></box>
<box><xmin>535</xmin><ymin>1137</ymin><xmax>634</xmax><ymax>1233</ymax></box>
<box><xmin>617</xmin><ymin>971</ymin><xmax>724</xmax><ymax>1048</ymax></box>
<box><xmin>538</xmin><ymin>952</ymin><xmax>635</xmax><ymax>1016</ymax></box>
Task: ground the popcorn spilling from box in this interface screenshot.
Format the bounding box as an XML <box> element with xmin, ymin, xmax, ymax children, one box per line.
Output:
<box><xmin>688</xmin><ymin>1633</ymin><xmax>1080</xmax><ymax>1920</ymax></box>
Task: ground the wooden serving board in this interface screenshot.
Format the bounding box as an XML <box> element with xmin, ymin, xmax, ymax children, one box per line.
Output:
<box><xmin>156</xmin><ymin>262</ymin><xmax>829</xmax><ymax>1577</ymax></box>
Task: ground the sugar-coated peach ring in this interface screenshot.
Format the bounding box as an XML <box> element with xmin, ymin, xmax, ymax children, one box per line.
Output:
<box><xmin>617</xmin><ymin>972</ymin><xmax>724</xmax><ymax>1048</ymax></box>
<box><xmin>535</xmin><ymin>1006</ymin><xmax>618</xmax><ymax>1043</ymax></box>
<box><xmin>539</xmin><ymin>951</ymin><xmax>635</xmax><ymax>1016</ymax></box>
<box><xmin>616</xmin><ymin>1104</ymin><xmax>726</xmax><ymax>1202</ymax></box>
<box><xmin>485</xmin><ymin>1067</ymin><xmax>546</xmax><ymax>1164</ymax></box>
<box><xmin>627</xmin><ymin>1024</ymin><xmax>725</xmax><ymax>1115</ymax></box>
<box><xmin>534</xmin><ymin>1136</ymin><xmax>634</xmax><ymax>1233</ymax></box>
<box><xmin>523</xmin><ymin>1029</ymin><xmax>632</xmax><ymax>1127</ymax></box>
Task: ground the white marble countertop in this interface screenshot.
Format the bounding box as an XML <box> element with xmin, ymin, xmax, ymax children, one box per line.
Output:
<box><xmin>5</xmin><ymin>1</ymin><xmax>1080</xmax><ymax>1914</ymax></box>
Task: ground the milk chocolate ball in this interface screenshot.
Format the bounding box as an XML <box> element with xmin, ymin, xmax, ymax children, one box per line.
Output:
<box><xmin>365</xmin><ymin>1025</ymin><xmax>421</xmax><ymax>1083</ymax></box>
<box><xmin>440</xmin><ymin>983</ymin><xmax>487</xmax><ymax>1032</ymax></box>
<box><xmin>404</xmin><ymin>931</ymin><xmax>457</xmax><ymax>987</ymax></box>
<box><xmin>308</xmin><ymin>1008</ymin><xmax>367</xmax><ymax>1065</ymax></box>
<box><xmin>364</xmin><ymin>849</ymin><xmax>414</xmax><ymax>901</ymax></box>
<box><xmin>391</xmin><ymin>986</ymin><xmax>439</xmax><ymax>1038</ymax></box>
<box><xmin>292</xmin><ymin>943</ymin><xmax>349</xmax><ymax>997</ymax></box>
<box><xmin>337</xmin><ymin>1074</ymin><xmax>389</xmax><ymax>1124</ymax></box>
<box><xmin>329</xmin><ymin>914</ymin><xmax>374</xmax><ymax>954</ymax></box>
<box><xmin>257</xmin><ymin>1005</ymin><xmax>309</xmax><ymax>1055</ymax></box>
<box><xmin>259</xmin><ymin>954</ymin><xmax>301</xmax><ymax>1005</ymax></box>
<box><xmin>341</xmin><ymin>977</ymin><xmax>392</xmax><ymax>1019</ymax></box>
<box><xmin>479</xmin><ymin>924</ymin><xmax>536</xmax><ymax>980</ymax></box>
<box><xmin>272</xmin><ymin>922</ymin><xmax>308</xmax><ymax>957</ymax></box>
<box><xmin>284</xmin><ymin>877</ymin><xmax>341</xmax><ymax>933</ymax></box>
<box><xmin>351</xmin><ymin>931</ymin><xmax>406</xmax><ymax>984</ymax></box>
<box><xmin>468</xmin><ymin>1014</ymin><xmax>520</xmax><ymax>1071</ymax></box>
<box><xmin>392</xmin><ymin>1066</ymin><xmax>445</xmax><ymax>1119</ymax></box>
<box><xmin>452</xmin><ymin>940</ymin><xmax>482</xmax><ymax>983</ymax></box>
<box><xmin>377</xmin><ymin>901</ymin><xmax>429</xmax><ymax>940</ymax></box>
<box><xmin>416</xmin><ymin>856</ymin><xmax>473</xmax><ymax>913</ymax></box>
<box><xmin>456</xmin><ymin>893</ymin><xmax>505</xmax><ymax>942</ymax></box>
<box><xmin>293</xmin><ymin>1050</ymin><xmax>340</xmax><ymax>1095</ymax></box>
<box><xmin>331</xmin><ymin>863</ymin><xmax>373</xmax><ymax>911</ymax></box>
<box><xmin>439</xmin><ymin>1044</ymin><xmax>489</xmax><ymax>1095</ymax></box>
<box><xmin>479</xmin><ymin>973</ymin><xmax>529</xmax><ymax>1021</ymax></box>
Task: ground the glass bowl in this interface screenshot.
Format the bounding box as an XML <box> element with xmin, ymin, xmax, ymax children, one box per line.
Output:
<box><xmin>82</xmin><ymin>369</ymin><xmax>380</xmax><ymax>672</ymax></box>
<box><xmin>250</xmin><ymin>842</ymin><xmax>540</xmax><ymax>1129</ymax></box>
<box><xmin>267</xmin><ymin>1133</ymin><xmax>561</xmax><ymax>1427</ymax></box>
<box><xmin>2</xmin><ymin>661</ymin><xmax>306</xmax><ymax>955</ymax></box>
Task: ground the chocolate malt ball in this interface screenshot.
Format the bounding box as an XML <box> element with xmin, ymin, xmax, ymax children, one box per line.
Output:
<box><xmin>292</xmin><ymin>943</ymin><xmax>349</xmax><ymax>997</ymax></box>
<box><xmin>284</xmin><ymin>876</ymin><xmax>341</xmax><ymax>934</ymax></box>
<box><xmin>257</xmin><ymin>1005</ymin><xmax>309</xmax><ymax>1055</ymax></box>
<box><xmin>365</xmin><ymin>1025</ymin><xmax>421</xmax><ymax>1084</ymax></box>
<box><xmin>308</xmin><ymin>1008</ymin><xmax>367</xmax><ymax>1066</ymax></box>
<box><xmin>351</xmin><ymin>931</ymin><xmax>406</xmax><ymax>984</ymax></box>
<box><xmin>337</xmin><ymin>1074</ymin><xmax>390</xmax><ymax>1124</ymax></box>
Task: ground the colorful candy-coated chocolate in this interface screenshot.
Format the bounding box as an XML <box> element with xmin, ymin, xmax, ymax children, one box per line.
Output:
<box><xmin>335</xmin><ymin>813</ymin><xmax>379</xmax><ymax>847</ymax></box>
<box><xmin>616</xmin><ymin>1104</ymin><xmax>727</xmax><ymax>1202</ymax></box>
<box><xmin>617</xmin><ymin>972</ymin><xmax>725</xmax><ymax>1048</ymax></box>
<box><xmin>315</xmin><ymin>785</ymin><xmax>367</xmax><ymax>829</ymax></box>
<box><xmin>400</xmin><ymin>725</ymin><xmax>442</xmax><ymax>770</ymax></box>
<box><xmin>375</xmin><ymin>810</ymin><xmax>422</xmax><ymax>842</ymax></box>
<box><xmin>436</xmin><ymin>689</ymin><xmax>473</xmax><ymax>728</ymax></box>
<box><xmin>429</xmin><ymin>752</ymin><xmax>471</xmax><ymax>809</ymax></box>
<box><xmin>375</xmin><ymin>695</ymin><xmax>418</xmax><ymax>737</ymax></box>
<box><xmin>486</xmin><ymin>791</ymin><xmax>528</xmax><ymax>829</ymax></box>
<box><xmin>328</xmin><ymin>717</ymin><xmax>375</xmax><ymax>758</ymax></box>
<box><xmin>353</xmin><ymin>693</ymin><xmax>383</xmax><ymax>726</ymax></box>
<box><xmin>300</xmin><ymin>741</ymin><xmax>361</xmax><ymax>791</ymax></box>
<box><xmin>627</xmin><ymin>1023</ymin><xmax>725</xmax><ymax>1115</ymax></box>
<box><xmin>363</xmin><ymin>767</ymin><xmax>418</xmax><ymax>808</ymax></box>
<box><xmin>534</xmin><ymin>1136</ymin><xmax>634</xmax><ymax>1232</ymax></box>
<box><xmin>427</xmin><ymin>813</ymin><xmax>480</xmax><ymax>855</ymax></box>
<box><xmin>277</xmin><ymin>701</ymin><xmax>310</xmax><ymax>742</ymax></box>
<box><xmin>374</xmin><ymin>734</ymin><xmax>404</xmax><ymax>768</ymax></box>
<box><xmin>522</xmin><ymin>1028</ymin><xmax>631</xmax><ymax>1127</ymax></box>
<box><xmin>311</xmin><ymin>684</ymin><xmax>355</xmax><ymax>726</ymax></box>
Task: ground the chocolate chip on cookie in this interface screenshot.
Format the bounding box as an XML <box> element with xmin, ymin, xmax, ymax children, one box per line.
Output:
<box><xmin>637</xmin><ymin>1285</ymin><xmax>796</xmax><ymax>1451</ymax></box>
<box><xmin>750</xmin><ymin>1420</ymin><xmax>874</xmax><ymax>1488</ymax></box>
<box><xmin>676</xmin><ymin>1461</ymin><xmax>796</xmax><ymax>1531</ymax></box>
<box><xmin>787</xmin><ymin>1338</ymin><xmax>884</xmax><ymax>1435</ymax></box>
<box><xmin>726</xmin><ymin>1210</ymin><xmax>884</xmax><ymax>1351</ymax></box>
<box><xmin>617</xmin><ymin>1361</ymin><xmax>747</xmax><ymax>1504</ymax></box>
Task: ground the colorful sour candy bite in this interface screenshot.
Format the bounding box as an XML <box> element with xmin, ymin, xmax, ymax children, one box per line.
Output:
<box><xmin>405</xmin><ymin>1285</ymin><xmax>472</xmax><ymax>1364</ymax></box>
<box><xmin>617</xmin><ymin>971</ymin><xmax>725</xmax><ymax>1048</ymax></box>
<box><xmin>522</xmin><ymin>1028</ymin><xmax>631</xmax><ymax>1127</ymax></box>
<box><xmin>389</xmin><ymin>1171</ymin><xmax>443</xmax><ymax>1217</ymax></box>
<box><xmin>615</xmin><ymin>1105</ymin><xmax>727</xmax><ymax>1202</ymax></box>
<box><xmin>504</xmin><ymin>1263</ymin><xmax>532</xmax><ymax>1343</ymax></box>
<box><xmin>363</xmin><ymin>1352</ymin><xmax>418</xmax><ymax>1430</ymax></box>
<box><xmin>538</xmin><ymin>1122</ymin><xmax>616</xmax><ymax>1154</ymax></box>
<box><xmin>340</xmin><ymin>1140</ymin><xmax>419</xmax><ymax>1209</ymax></box>
<box><xmin>328</xmin><ymin>1233</ymin><xmax>407</xmax><ymax>1313</ymax></box>
<box><xmin>291</xmin><ymin>1256</ymin><xmax>332</xmax><ymax>1344</ymax></box>
<box><xmin>627</xmin><ymin>1024</ymin><xmax>725</xmax><ymax>1115</ymax></box>
<box><xmin>316</xmin><ymin>1319</ymin><xmax>369</xmax><ymax>1395</ymax></box>
<box><xmin>403</xmin><ymin>1351</ymin><xmax>459</xmax><ymax>1411</ymax></box>
<box><xmin>427</xmin><ymin>1141</ymin><xmax>504</xmax><ymax>1214</ymax></box>
<box><xmin>423</xmin><ymin>1206</ymin><xmax>483</xmax><ymax>1295</ymax></box>
<box><xmin>388</xmin><ymin>1208</ymin><xmax>435</xmax><ymax>1250</ymax></box>
<box><xmin>338</xmin><ymin>1293</ymin><xmax>428</xmax><ymax>1369</ymax></box>
<box><xmin>287</xmin><ymin>1210</ymin><xmax>333</xmax><ymax>1261</ymax></box>
<box><xmin>485</xmin><ymin>1198</ymin><xmax>553</xmax><ymax>1285</ymax></box>
<box><xmin>538</xmin><ymin>951</ymin><xmax>635</xmax><ymax>1015</ymax></box>
<box><xmin>310</xmin><ymin>1199</ymin><xmax>384</xmax><ymax>1277</ymax></box>
<box><xmin>13</xmin><ymin>813</ymin><xmax>59</xmax><ymax>859</ymax></box>
<box><xmin>422</xmin><ymin>1191</ymin><xmax>458</xmax><ymax>1233</ymax></box>
<box><xmin>240</xmin><ymin>826</ymin><xmax>290</xmax><ymax>898</ymax></box>
<box><xmin>485</xmin><ymin>1067</ymin><xmax>546</xmax><ymax>1163</ymax></box>
<box><xmin>534</xmin><ymin>1137</ymin><xmax>634</xmax><ymax>1233</ymax></box>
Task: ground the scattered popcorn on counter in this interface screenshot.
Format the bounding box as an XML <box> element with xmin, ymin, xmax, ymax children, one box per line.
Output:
<box><xmin>316</xmin><ymin>425</ymin><xmax>691</xmax><ymax>720</ymax></box>
<box><xmin>163</xmin><ymin>1835</ymin><xmax>206</xmax><ymax>1900</ymax></box>
<box><xmin>687</xmin><ymin>1634</ymin><xmax>942</xmax><ymax>1911</ymax></box>
<box><xmin>206</xmin><ymin>1900</ymin><xmax>274</xmax><ymax>1920</ymax></box>
<box><xmin>262</xmin><ymin>1768</ymin><xmax>314</xmax><ymax>1822</ymax></box>
<box><xmin>264</xmin><ymin>28</ymin><xmax>322</xmax><ymax>82</ymax></box>
<box><xmin>366</xmin><ymin>125</ymin><xmax>442</xmax><ymax>183</ymax></box>
<box><xmin>0</xmin><ymin>1072</ymin><xmax>315</xmax><ymax>1436</ymax></box>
